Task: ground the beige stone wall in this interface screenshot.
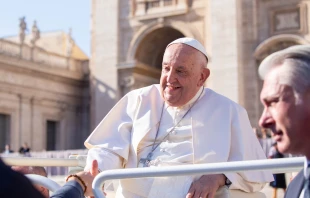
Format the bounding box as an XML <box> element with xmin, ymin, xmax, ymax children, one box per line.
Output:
<box><xmin>235</xmin><ymin>0</ymin><xmax>261</xmax><ymax>127</ymax></box>
<box><xmin>206</xmin><ymin>0</ymin><xmax>240</xmax><ymax>103</ymax></box>
<box><xmin>247</xmin><ymin>0</ymin><xmax>309</xmax><ymax>127</ymax></box>
<box><xmin>90</xmin><ymin>0</ymin><xmax>120</xmax><ymax>129</ymax></box>
<box><xmin>206</xmin><ymin>0</ymin><xmax>310</xmax><ymax>127</ymax></box>
<box><xmin>90</xmin><ymin>0</ymin><xmax>310</xmax><ymax>129</ymax></box>
<box><xmin>122</xmin><ymin>0</ymin><xmax>208</xmax><ymax>94</ymax></box>
<box><xmin>0</xmin><ymin>49</ymin><xmax>89</xmax><ymax>151</ymax></box>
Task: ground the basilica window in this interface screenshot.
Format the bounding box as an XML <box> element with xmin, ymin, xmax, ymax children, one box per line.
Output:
<box><xmin>133</xmin><ymin>0</ymin><xmax>189</xmax><ymax>20</ymax></box>
<box><xmin>0</xmin><ymin>113</ymin><xmax>10</xmax><ymax>150</ymax></box>
<box><xmin>46</xmin><ymin>120</ymin><xmax>59</xmax><ymax>151</ymax></box>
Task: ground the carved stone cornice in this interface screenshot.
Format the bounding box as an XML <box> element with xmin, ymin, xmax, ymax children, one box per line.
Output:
<box><xmin>0</xmin><ymin>82</ymin><xmax>85</xmax><ymax>106</ymax></box>
<box><xmin>254</xmin><ymin>34</ymin><xmax>309</xmax><ymax>60</ymax></box>
<box><xmin>134</xmin><ymin>61</ymin><xmax>161</xmax><ymax>79</ymax></box>
<box><xmin>270</xmin><ymin>3</ymin><xmax>308</xmax><ymax>35</ymax></box>
<box><xmin>132</xmin><ymin>0</ymin><xmax>189</xmax><ymax>21</ymax></box>
<box><xmin>0</xmin><ymin>53</ymin><xmax>88</xmax><ymax>87</ymax></box>
<box><xmin>117</xmin><ymin>61</ymin><xmax>161</xmax><ymax>79</ymax></box>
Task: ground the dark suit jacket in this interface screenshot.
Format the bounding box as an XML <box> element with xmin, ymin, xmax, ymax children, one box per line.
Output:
<box><xmin>285</xmin><ymin>170</ymin><xmax>309</xmax><ymax>198</ymax></box>
<box><xmin>0</xmin><ymin>158</ymin><xmax>44</xmax><ymax>198</ymax></box>
<box><xmin>0</xmin><ymin>157</ymin><xmax>85</xmax><ymax>198</ymax></box>
<box><xmin>51</xmin><ymin>180</ymin><xmax>84</xmax><ymax>198</ymax></box>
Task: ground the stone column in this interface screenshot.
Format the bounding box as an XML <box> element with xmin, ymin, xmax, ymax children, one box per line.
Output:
<box><xmin>31</xmin><ymin>99</ymin><xmax>44</xmax><ymax>151</ymax></box>
<box><xmin>63</xmin><ymin>108</ymin><xmax>78</xmax><ymax>149</ymax></box>
<box><xmin>206</xmin><ymin>0</ymin><xmax>241</xmax><ymax>103</ymax></box>
<box><xmin>206</xmin><ymin>0</ymin><xmax>260</xmax><ymax>126</ymax></box>
<box><xmin>90</xmin><ymin>0</ymin><xmax>120</xmax><ymax>129</ymax></box>
<box><xmin>18</xmin><ymin>95</ymin><xmax>32</xmax><ymax>149</ymax></box>
<box><xmin>237</xmin><ymin>0</ymin><xmax>261</xmax><ymax>127</ymax></box>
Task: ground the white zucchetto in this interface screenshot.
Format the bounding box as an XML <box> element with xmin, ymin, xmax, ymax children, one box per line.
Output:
<box><xmin>167</xmin><ymin>37</ymin><xmax>208</xmax><ymax>60</ymax></box>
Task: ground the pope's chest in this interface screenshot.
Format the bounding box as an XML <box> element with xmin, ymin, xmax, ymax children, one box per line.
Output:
<box><xmin>143</xmin><ymin>106</ymin><xmax>193</xmax><ymax>144</ymax></box>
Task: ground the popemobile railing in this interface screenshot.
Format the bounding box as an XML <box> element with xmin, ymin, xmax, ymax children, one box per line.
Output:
<box><xmin>2</xmin><ymin>156</ymin><xmax>305</xmax><ymax>197</ymax></box>
<box><xmin>1</xmin><ymin>149</ymin><xmax>88</xmax><ymax>176</ymax></box>
<box><xmin>2</xmin><ymin>156</ymin><xmax>86</xmax><ymax>167</ymax></box>
<box><xmin>92</xmin><ymin>157</ymin><xmax>305</xmax><ymax>198</ymax></box>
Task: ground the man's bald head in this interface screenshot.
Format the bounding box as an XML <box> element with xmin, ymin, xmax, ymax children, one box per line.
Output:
<box><xmin>12</xmin><ymin>166</ymin><xmax>49</xmax><ymax>198</ymax></box>
<box><xmin>12</xmin><ymin>166</ymin><xmax>47</xmax><ymax>177</ymax></box>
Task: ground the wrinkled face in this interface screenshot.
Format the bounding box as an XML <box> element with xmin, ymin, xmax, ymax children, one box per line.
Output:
<box><xmin>259</xmin><ymin>68</ymin><xmax>310</xmax><ymax>155</ymax></box>
<box><xmin>160</xmin><ymin>44</ymin><xmax>210</xmax><ymax>107</ymax></box>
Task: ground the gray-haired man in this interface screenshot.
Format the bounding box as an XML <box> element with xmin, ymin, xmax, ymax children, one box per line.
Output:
<box><xmin>258</xmin><ymin>45</ymin><xmax>310</xmax><ymax>198</ymax></box>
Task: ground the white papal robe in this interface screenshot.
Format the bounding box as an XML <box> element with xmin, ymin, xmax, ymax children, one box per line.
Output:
<box><xmin>84</xmin><ymin>85</ymin><xmax>273</xmax><ymax>197</ymax></box>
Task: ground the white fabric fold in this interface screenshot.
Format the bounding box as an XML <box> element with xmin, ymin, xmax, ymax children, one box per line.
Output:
<box><xmin>84</xmin><ymin>84</ymin><xmax>273</xmax><ymax>197</ymax></box>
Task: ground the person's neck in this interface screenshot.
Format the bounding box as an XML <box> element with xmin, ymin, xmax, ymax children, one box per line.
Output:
<box><xmin>174</xmin><ymin>86</ymin><xmax>204</xmax><ymax>109</ymax></box>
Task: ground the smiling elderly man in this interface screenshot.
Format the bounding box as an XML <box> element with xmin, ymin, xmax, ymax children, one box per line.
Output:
<box><xmin>84</xmin><ymin>37</ymin><xmax>272</xmax><ymax>198</ymax></box>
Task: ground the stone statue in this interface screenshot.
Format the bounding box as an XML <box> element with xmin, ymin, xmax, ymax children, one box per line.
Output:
<box><xmin>67</xmin><ymin>28</ymin><xmax>74</xmax><ymax>57</ymax></box>
<box><xmin>30</xmin><ymin>20</ymin><xmax>40</xmax><ymax>47</ymax></box>
<box><xmin>19</xmin><ymin>17</ymin><xmax>27</xmax><ymax>45</ymax></box>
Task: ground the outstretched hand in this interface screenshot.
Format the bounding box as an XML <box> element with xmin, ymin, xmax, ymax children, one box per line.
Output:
<box><xmin>67</xmin><ymin>160</ymin><xmax>100</xmax><ymax>197</ymax></box>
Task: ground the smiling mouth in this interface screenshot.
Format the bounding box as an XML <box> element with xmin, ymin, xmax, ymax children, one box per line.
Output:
<box><xmin>273</xmin><ymin>130</ymin><xmax>283</xmax><ymax>141</ymax></box>
<box><xmin>274</xmin><ymin>130</ymin><xmax>283</xmax><ymax>135</ymax></box>
<box><xmin>166</xmin><ymin>85</ymin><xmax>181</xmax><ymax>90</ymax></box>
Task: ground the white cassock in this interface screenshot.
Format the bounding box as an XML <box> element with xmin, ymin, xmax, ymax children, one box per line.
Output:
<box><xmin>84</xmin><ymin>85</ymin><xmax>273</xmax><ymax>198</ymax></box>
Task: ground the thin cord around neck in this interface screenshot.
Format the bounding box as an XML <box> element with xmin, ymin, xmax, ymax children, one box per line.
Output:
<box><xmin>149</xmin><ymin>87</ymin><xmax>204</xmax><ymax>154</ymax></box>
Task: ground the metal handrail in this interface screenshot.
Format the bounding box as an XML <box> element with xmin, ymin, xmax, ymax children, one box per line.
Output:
<box><xmin>92</xmin><ymin>157</ymin><xmax>305</xmax><ymax>198</ymax></box>
<box><xmin>26</xmin><ymin>174</ymin><xmax>61</xmax><ymax>192</ymax></box>
<box><xmin>2</xmin><ymin>157</ymin><xmax>81</xmax><ymax>167</ymax></box>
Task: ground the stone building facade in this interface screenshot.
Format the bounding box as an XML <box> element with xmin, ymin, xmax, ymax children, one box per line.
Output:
<box><xmin>0</xmin><ymin>30</ymin><xmax>89</xmax><ymax>152</ymax></box>
<box><xmin>2</xmin><ymin>0</ymin><xmax>309</xmax><ymax>151</ymax></box>
<box><xmin>90</xmin><ymin>0</ymin><xmax>310</xmax><ymax>129</ymax></box>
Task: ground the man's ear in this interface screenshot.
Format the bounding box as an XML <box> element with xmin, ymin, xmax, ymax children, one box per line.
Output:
<box><xmin>198</xmin><ymin>68</ymin><xmax>210</xmax><ymax>86</ymax></box>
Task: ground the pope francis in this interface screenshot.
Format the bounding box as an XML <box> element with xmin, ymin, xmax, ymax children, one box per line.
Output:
<box><xmin>84</xmin><ymin>38</ymin><xmax>273</xmax><ymax>198</ymax></box>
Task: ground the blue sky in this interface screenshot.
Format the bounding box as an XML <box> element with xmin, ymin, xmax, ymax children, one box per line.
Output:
<box><xmin>0</xmin><ymin>0</ymin><xmax>91</xmax><ymax>56</ymax></box>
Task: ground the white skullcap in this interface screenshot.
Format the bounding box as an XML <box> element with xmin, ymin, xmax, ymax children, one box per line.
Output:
<box><xmin>167</xmin><ymin>37</ymin><xmax>209</xmax><ymax>60</ymax></box>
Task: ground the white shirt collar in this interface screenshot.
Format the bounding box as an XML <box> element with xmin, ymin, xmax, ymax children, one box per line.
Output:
<box><xmin>303</xmin><ymin>157</ymin><xmax>310</xmax><ymax>178</ymax></box>
<box><xmin>173</xmin><ymin>86</ymin><xmax>204</xmax><ymax>110</ymax></box>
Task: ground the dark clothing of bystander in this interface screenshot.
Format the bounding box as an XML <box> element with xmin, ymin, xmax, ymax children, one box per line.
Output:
<box><xmin>0</xmin><ymin>158</ymin><xmax>44</xmax><ymax>198</ymax></box>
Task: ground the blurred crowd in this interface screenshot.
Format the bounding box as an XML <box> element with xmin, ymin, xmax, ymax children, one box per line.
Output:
<box><xmin>2</xmin><ymin>142</ymin><xmax>31</xmax><ymax>157</ymax></box>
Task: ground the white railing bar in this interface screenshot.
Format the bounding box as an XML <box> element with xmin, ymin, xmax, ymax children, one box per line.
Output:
<box><xmin>2</xmin><ymin>157</ymin><xmax>81</xmax><ymax>167</ymax></box>
<box><xmin>26</xmin><ymin>174</ymin><xmax>61</xmax><ymax>192</ymax></box>
<box><xmin>272</xmin><ymin>167</ymin><xmax>303</xmax><ymax>173</ymax></box>
<box><xmin>92</xmin><ymin>157</ymin><xmax>304</xmax><ymax>198</ymax></box>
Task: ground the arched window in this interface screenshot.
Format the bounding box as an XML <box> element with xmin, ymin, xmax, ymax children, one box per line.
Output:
<box><xmin>119</xmin><ymin>27</ymin><xmax>185</xmax><ymax>96</ymax></box>
<box><xmin>135</xmin><ymin>27</ymin><xmax>185</xmax><ymax>70</ymax></box>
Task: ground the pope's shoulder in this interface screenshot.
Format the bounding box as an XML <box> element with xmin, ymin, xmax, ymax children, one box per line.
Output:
<box><xmin>125</xmin><ymin>84</ymin><xmax>247</xmax><ymax>112</ymax></box>
<box><xmin>204</xmin><ymin>88</ymin><xmax>246</xmax><ymax>110</ymax></box>
<box><xmin>124</xmin><ymin>84</ymin><xmax>161</xmax><ymax>98</ymax></box>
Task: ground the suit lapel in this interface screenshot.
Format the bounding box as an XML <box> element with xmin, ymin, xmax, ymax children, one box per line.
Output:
<box><xmin>285</xmin><ymin>170</ymin><xmax>304</xmax><ymax>198</ymax></box>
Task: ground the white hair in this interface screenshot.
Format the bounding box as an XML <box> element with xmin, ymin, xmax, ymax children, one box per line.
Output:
<box><xmin>258</xmin><ymin>45</ymin><xmax>310</xmax><ymax>101</ymax></box>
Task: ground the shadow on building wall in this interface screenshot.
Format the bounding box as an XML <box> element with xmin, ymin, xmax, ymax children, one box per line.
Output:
<box><xmin>90</xmin><ymin>76</ymin><xmax>117</xmax><ymax>130</ymax></box>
